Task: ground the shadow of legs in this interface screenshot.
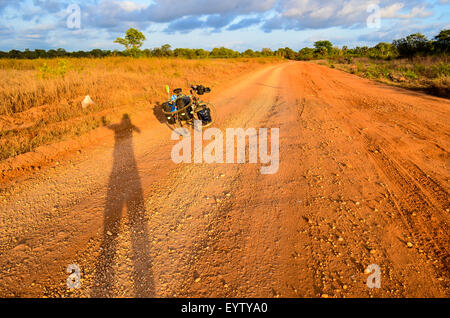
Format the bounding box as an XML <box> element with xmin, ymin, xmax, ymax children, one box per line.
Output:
<box><xmin>92</xmin><ymin>115</ymin><xmax>154</xmax><ymax>297</ymax></box>
<box><xmin>92</xmin><ymin>197</ymin><xmax>123</xmax><ymax>297</ymax></box>
<box><xmin>128</xmin><ymin>195</ymin><xmax>154</xmax><ymax>297</ymax></box>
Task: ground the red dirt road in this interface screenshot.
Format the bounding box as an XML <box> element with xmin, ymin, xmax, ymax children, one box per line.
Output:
<box><xmin>0</xmin><ymin>62</ymin><xmax>448</xmax><ymax>297</ymax></box>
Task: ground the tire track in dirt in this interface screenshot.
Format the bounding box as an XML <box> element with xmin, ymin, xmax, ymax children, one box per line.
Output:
<box><xmin>283</xmin><ymin>62</ymin><xmax>448</xmax><ymax>296</ymax></box>
<box><xmin>363</xmin><ymin>133</ymin><xmax>449</xmax><ymax>275</ymax></box>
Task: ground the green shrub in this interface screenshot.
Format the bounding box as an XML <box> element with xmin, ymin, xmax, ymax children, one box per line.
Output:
<box><xmin>38</xmin><ymin>60</ymin><xmax>69</xmax><ymax>78</ymax></box>
<box><xmin>404</xmin><ymin>70</ymin><xmax>418</xmax><ymax>80</ymax></box>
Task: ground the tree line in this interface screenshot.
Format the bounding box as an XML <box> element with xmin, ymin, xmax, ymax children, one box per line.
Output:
<box><xmin>1</xmin><ymin>28</ymin><xmax>447</xmax><ymax>61</ymax></box>
<box><xmin>297</xmin><ymin>29</ymin><xmax>449</xmax><ymax>61</ymax></box>
<box><xmin>0</xmin><ymin>46</ymin><xmax>289</xmax><ymax>59</ymax></box>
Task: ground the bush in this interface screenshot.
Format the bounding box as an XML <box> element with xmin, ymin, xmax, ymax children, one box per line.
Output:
<box><xmin>39</xmin><ymin>60</ymin><xmax>69</xmax><ymax>78</ymax></box>
<box><xmin>393</xmin><ymin>33</ymin><xmax>432</xmax><ymax>58</ymax></box>
<box><xmin>404</xmin><ymin>70</ymin><xmax>418</xmax><ymax>80</ymax></box>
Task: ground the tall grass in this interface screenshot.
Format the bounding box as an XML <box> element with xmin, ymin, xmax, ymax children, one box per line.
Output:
<box><xmin>327</xmin><ymin>56</ymin><xmax>450</xmax><ymax>97</ymax></box>
<box><xmin>0</xmin><ymin>57</ymin><xmax>280</xmax><ymax>161</ymax></box>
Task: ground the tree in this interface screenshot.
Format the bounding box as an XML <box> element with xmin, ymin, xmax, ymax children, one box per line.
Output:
<box><xmin>210</xmin><ymin>47</ymin><xmax>239</xmax><ymax>58</ymax></box>
<box><xmin>261</xmin><ymin>48</ymin><xmax>273</xmax><ymax>56</ymax></box>
<box><xmin>283</xmin><ymin>47</ymin><xmax>297</xmax><ymax>60</ymax></box>
<box><xmin>195</xmin><ymin>49</ymin><xmax>209</xmax><ymax>58</ymax></box>
<box><xmin>8</xmin><ymin>50</ymin><xmax>21</xmax><ymax>59</ymax></box>
<box><xmin>369</xmin><ymin>42</ymin><xmax>396</xmax><ymax>59</ymax></box>
<box><xmin>374</xmin><ymin>42</ymin><xmax>390</xmax><ymax>55</ymax></box>
<box><xmin>297</xmin><ymin>47</ymin><xmax>315</xmax><ymax>60</ymax></box>
<box><xmin>434</xmin><ymin>29</ymin><xmax>449</xmax><ymax>54</ymax></box>
<box><xmin>161</xmin><ymin>44</ymin><xmax>173</xmax><ymax>56</ymax></box>
<box><xmin>242</xmin><ymin>49</ymin><xmax>256</xmax><ymax>57</ymax></box>
<box><xmin>56</xmin><ymin>48</ymin><xmax>67</xmax><ymax>57</ymax></box>
<box><xmin>314</xmin><ymin>40</ymin><xmax>333</xmax><ymax>55</ymax></box>
<box><xmin>393</xmin><ymin>33</ymin><xmax>431</xmax><ymax>58</ymax></box>
<box><xmin>114</xmin><ymin>28</ymin><xmax>146</xmax><ymax>56</ymax></box>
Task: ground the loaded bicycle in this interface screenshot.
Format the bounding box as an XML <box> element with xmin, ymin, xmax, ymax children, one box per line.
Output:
<box><xmin>161</xmin><ymin>84</ymin><xmax>216</xmax><ymax>129</ymax></box>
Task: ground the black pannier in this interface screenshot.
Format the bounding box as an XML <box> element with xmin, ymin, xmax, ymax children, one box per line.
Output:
<box><xmin>176</xmin><ymin>96</ymin><xmax>193</xmax><ymax>121</ymax></box>
<box><xmin>196</xmin><ymin>85</ymin><xmax>211</xmax><ymax>95</ymax></box>
<box><xmin>197</xmin><ymin>107</ymin><xmax>212</xmax><ymax>125</ymax></box>
<box><xmin>162</xmin><ymin>101</ymin><xmax>176</xmax><ymax>124</ymax></box>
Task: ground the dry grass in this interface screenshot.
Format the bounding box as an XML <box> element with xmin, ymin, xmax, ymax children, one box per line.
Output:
<box><xmin>326</xmin><ymin>56</ymin><xmax>450</xmax><ymax>98</ymax></box>
<box><xmin>0</xmin><ymin>57</ymin><xmax>282</xmax><ymax>161</ymax></box>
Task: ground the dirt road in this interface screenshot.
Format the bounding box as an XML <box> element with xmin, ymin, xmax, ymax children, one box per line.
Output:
<box><xmin>0</xmin><ymin>62</ymin><xmax>448</xmax><ymax>297</ymax></box>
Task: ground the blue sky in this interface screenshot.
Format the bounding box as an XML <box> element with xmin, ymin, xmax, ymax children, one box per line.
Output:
<box><xmin>0</xmin><ymin>0</ymin><xmax>449</xmax><ymax>52</ymax></box>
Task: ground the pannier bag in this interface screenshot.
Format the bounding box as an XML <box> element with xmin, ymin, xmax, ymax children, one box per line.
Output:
<box><xmin>176</xmin><ymin>96</ymin><xmax>194</xmax><ymax>121</ymax></box>
<box><xmin>196</xmin><ymin>85</ymin><xmax>211</xmax><ymax>95</ymax></box>
<box><xmin>197</xmin><ymin>107</ymin><xmax>212</xmax><ymax>125</ymax></box>
<box><xmin>162</xmin><ymin>101</ymin><xmax>176</xmax><ymax>124</ymax></box>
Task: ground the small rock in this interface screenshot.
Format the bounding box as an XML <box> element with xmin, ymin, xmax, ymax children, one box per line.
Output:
<box><xmin>321</xmin><ymin>294</ymin><xmax>329</xmax><ymax>298</ymax></box>
<box><xmin>107</xmin><ymin>231</ymin><xmax>113</xmax><ymax>236</ymax></box>
<box><xmin>407</xmin><ymin>242</ymin><xmax>413</xmax><ymax>248</ymax></box>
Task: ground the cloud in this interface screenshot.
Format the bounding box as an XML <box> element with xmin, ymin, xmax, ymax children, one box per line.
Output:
<box><xmin>32</xmin><ymin>0</ymin><xmax>66</xmax><ymax>13</ymax></box>
<box><xmin>395</xmin><ymin>6</ymin><xmax>433</xmax><ymax>19</ymax></box>
<box><xmin>143</xmin><ymin>0</ymin><xmax>277</xmax><ymax>23</ymax></box>
<box><xmin>0</xmin><ymin>0</ymin><xmax>19</xmax><ymax>13</ymax></box>
<box><xmin>260</xmin><ymin>0</ymin><xmax>435</xmax><ymax>32</ymax></box>
<box><xmin>165</xmin><ymin>16</ymin><xmax>205</xmax><ymax>33</ymax></box>
<box><xmin>379</xmin><ymin>3</ymin><xmax>432</xmax><ymax>19</ymax></box>
<box><xmin>227</xmin><ymin>18</ymin><xmax>261</xmax><ymax>30</ymax></box>
<box><xmin>165</xmin><ymin>13</ymin><xmax>237</xmax><ymax>33</ymax></box>
<box><xmin>7</xmin><ymin>0</ymin><xmax>441</xmax><ymax>33</ymax></box>
<box><xmin>357</xmin><ymin>20</ymin><xmax>450</xmax><ymax>43</ymax></box>
<box><xmin>379</xmin><ymin>3</ymin><xmax>405</xmax><ymax>18</ymax></box>
<box><xmin>0</xmin><ymin>24</ymin><xmax>13</xmax><ymax>38</ymax></box>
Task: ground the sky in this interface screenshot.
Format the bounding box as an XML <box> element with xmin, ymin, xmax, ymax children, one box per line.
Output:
<box><xmin>0</xmin><ymin>0</ymin><xmax>449</xmax><ymax>52</ymax></box>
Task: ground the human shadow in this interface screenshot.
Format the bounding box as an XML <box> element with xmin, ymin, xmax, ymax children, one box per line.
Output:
<box><xmin>92</xmin><ymin>114</ymin><xmax>154</xmax><ymax>297</ymax></box>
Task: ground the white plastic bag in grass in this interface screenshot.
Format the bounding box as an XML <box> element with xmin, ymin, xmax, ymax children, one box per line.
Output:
<box><xmin>81</xmin><ymin>95</ymin><xmax>95</xmax><ymax>109</ymax></box>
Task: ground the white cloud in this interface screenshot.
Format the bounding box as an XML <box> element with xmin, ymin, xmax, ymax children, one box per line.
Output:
<box><xmin>380</xmin><ymin>3</ymin><xmax>405</xmax><ymax>19</ymax></box>
<box><xmin>396</xmin><ymin>6</ymin><xmax>433</xmax><ymax>19</ymax></box>
<box><xmin>118</xmin><ymin>1</ymin><xmax>147</xmax><ymax>12</ymax></box>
